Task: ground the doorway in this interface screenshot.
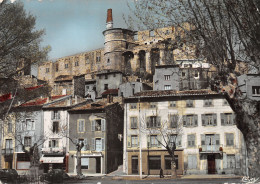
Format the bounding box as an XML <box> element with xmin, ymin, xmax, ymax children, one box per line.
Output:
<box><xmin>207</xmin><ymin>154</ymin><xmax>215</xmax><ymax>174</ymax></box>
<box><xmin>96</xmin><ymin>157</ymin><xmax>101</xmax><ymax>173</ymax></box>
<box><xmin>132</xmin><ymin>156</ymin><xmax>138</xmax><ymax>174</ymax></box>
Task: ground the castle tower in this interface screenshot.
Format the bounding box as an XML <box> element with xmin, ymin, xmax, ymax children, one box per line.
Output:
<box><xmin>103</xmin><ymin>9</ymin><xmax>135</xmax><ymax>72</ymax></box>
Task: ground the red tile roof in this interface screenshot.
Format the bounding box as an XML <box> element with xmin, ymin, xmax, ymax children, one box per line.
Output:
<box><xmin>20</xmin><ymin>95</ymin><xmax>66</xmax><ymax>107</ymax></box>
<box><xmin>127</xmin><ymin>89</ymin><xmax>217</xmax><ymax>98</ymax></box>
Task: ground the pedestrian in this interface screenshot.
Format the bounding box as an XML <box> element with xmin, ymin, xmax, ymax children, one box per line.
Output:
<box><xmin>160</xmin><ymin>168</ymin><xmax>164</xmax><ymax>178</ymax></box>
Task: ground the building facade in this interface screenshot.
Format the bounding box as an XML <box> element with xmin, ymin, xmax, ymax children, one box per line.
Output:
<box><xmin>123</xmin><ymin>90</ymin><xmax>246</xmax><ymax>175</ymax></box>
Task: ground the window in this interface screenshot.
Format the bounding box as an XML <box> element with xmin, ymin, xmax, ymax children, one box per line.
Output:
<box><xmin>164</xmin><ymin>85</ymin><xmax>172</xmax><ymax>90</ymax></box>
<box><xmin>226</xmin><ymin>133</ymin><xmax>234</xmax><ymax>146</ymax></box>
<box><xmin>78</xmin><ymin>119</ymin><xmax>85</xmax><ymax>133</ymax></box>
<box><xmin>5</xmin><ymin>139</ymin><xmax>12</xmax><ymax>149</ymax></box>
<box><xmin>104</xmin><ymin>84</ymin><xmax>108</xmax><ymax>90</ymax></box>
<box><xmin>131</xmin><ymin>135</ymin><xmax>138</xmax><ymax>147</ymax></box>
<box><xmin>107</xmin><ymin>58</ymin><xmax>110</xmax><ymax>63</ymax></box>
<box><xmin>52</xmin><ymin>110</ymin><xmax>60</xmax><ymax>120</ymax></box>
<box><xmin>165</xmin><ymin>155</ymin><xmax>178</xmax><ymax>170</ymax></box>
<box><xmin>169</xmin><ymin>101</ymin><xmax>177</xmax><ymax>108</ymax></box>
<box><xmin>221</xmin><ymin>113</ymin><xmax>234</xmax><ymax>125</ymax></box>
<box><xmin>85</xmin><ymin>85</ymin><xmax>90</xmax><ymax>92</ymax></box>
<box><xmin>147</xmin><ymin>116</ymin><xmax>160</xmax><ymax>128</ymax></box>
<box><xmin>49</xmin><ymin>139</ymin><xmax>59</xmax><ymax>148</ymax></box>
<box><xmin>134</xmin><ymin>34</ymin><xmax>138</xmax><ymax>41</ymax></box>
<box><xmin>227</xmin><ymin>155</ymin><xmax>235</xmax><ymax>168</ymax></box>
<box><xmin>201</xmin><ymin>114</ymin><xmax>217</xmax><ymax>126</ymax></box>
<box><xmin>25</xmin><ymin>119</ymin><xmax>34</xmax><ymax>130</ymax></box>
<box><xmin>114</xmin><ymin>73</ymin><xmax>116</xmax><ymax>77</ymax></box>
<box><xmin>149</xmin><ymin>102</ymin><xmax>157</xmax><ymax>108</ymax></box>
<box><xmin>223</xmin><ymin>99</ymin><xmax>229</xmax><ymax>105</ymax></box>
<box><xmin>91</xmin><ymin>119</ymin><xmax>106</xmax><ymax>131</ymax></box>
<box><xmin>164</xmin><ymin>75</ymin><xmax>170</xmax><ymax>80</ymax></box>
<box><xmin>130</xmin><ymin>117</ymin><xmax>138</xmax><ymax>129</ymax></box>
<box><xmin>186</xmin><ymin>100</ymin><xmax>194</xmax><ymax>107</ymax></box>
<box><xmin>182</xmin><ymin>72</ymin><xmax>186</xmax><ymax>77</ymax></box>
<box><xmin>96</xmin><ymin>56</ymin><xmax>101</xmax><ymax>63</ymax></box>
<box><xmin>46</xmin><ymin>68</ymin><xmax>50</xmax><ymax>73</ymax></box>
<box><xmin>169</xmin><ymin>115</ymin><xmax>178</xmax><ymax>128</ymax></box>
<box><xmin>81</xmin><ymin>158</ymin><xmax>89</xmax><ymax>169</ymax></box>
<box><xmin>24</xmin><ymin>137</ymin><xmax>32</xmax><ymax>147</ymax></box>
<box><xmin>8</xmin><ymin>122</ymin><xmax>12</xmax><ymax>133</ymax></box>
<box><xmin>130</xmin><ymin>103</ymin><xmax>137</xmax><ymax>109</ymax></box>
<box><xmin>92</xmin><ymin>138</ymin><xmax>105</xmax><ymax>151</ymax></box>
<box><xmin>78</xmin><ymin>139</ymin><xmax>88</xmax><ymax>151</ymax></box>
<box><xmin>252</xmin><ymin>86</ymin><xmax>260</xmax><ymax>95</ymax></box>
<box><xmin>149</xmin><ymin>30</ymin><xmax>155</xmax><ymax>37</ymax></box>
<box><xmin>187</xmin><ymin>134</ymin><xmax>196</xmax><ymax>147</ymax></box>
<box><xmin>169</xmin><ymin>134</ymin><xmax>178</xmax><ymax>148</ymax></box>
<box><xmin>56</xmin><ymin>64</ymin><xmax>59</xmax><ymax>72</ymax></box>
<box><xmin>188</xmin><ymin>155</ymin><xmax>197</xmax><ymax>169</ymax></box>
<box><xmin>52</xmin><ymin>121</ymin><xmax>59</xmax><ymax>133</ymax></box>
<box><xmin>148</xmin><ymin>156</ymin><xmax>161</xmax><ymax>170</ymax></box>
<box><xmin>204</xmin><ymin>99</ymin><xmax>213</xmax><ymax>107</ymax></box>
<box><xmin>65</xmin><ymin>63</ymin><xmax>69</xmax><ymax>68</ymax></box>
<box><xmin>85</xmin><ymin>55</ymin><xmax>89</xmax><ymax>64</ymax></box>
<box><xmin>150</xmin><ymin>135</ymin><xmax>159</xmax><ymax>147</ymax></box>
<box><xmin>183</xmin><ymin>115</ymin><xmax>198</xmax><ymax>127</ymax></box>
<box><xmin>75</xmin><ymin>61</ymin><xmax>79</xmax><ymax>66</ymax></box>
<box><xmin>105</xmin><ymin>74</ymin><xmax>108</xmax><ymax>79</ymax></box>
<box><xmin>194</xmin><ymin>70</ymin><xmax>199</xmax><ymax>77</ymax></box>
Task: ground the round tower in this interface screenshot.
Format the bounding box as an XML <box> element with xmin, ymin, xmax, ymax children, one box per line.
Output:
<box><xmin>103</xmin><ymin>9</ymin><xmax>134</xmax><ymax>72</ymax></box>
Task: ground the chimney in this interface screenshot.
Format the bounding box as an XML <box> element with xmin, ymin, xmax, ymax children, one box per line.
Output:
<box><xmin>106</xmin><ymin>9</ymin><xmax>113</xmax><ymax>29</ymax></box>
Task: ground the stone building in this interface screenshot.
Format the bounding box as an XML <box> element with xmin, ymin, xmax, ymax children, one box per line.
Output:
<box><xmin>123</xmin><ymin>89</ymin><xmax>246</xmax><ymax>175</ymax></box>
<box><xmin>237</xmin><ymin>74</ymin><xmax>260</xmax><ymax>101</ymax></box>
<box><xmin>68</xmin><ymin>98</ymin><xmax>124</xmax><ymax>174</ymax></box>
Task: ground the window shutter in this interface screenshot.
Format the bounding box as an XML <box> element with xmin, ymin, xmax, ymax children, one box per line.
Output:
<box><xmin>58</xmin><ymin>111</ymin><xmax>60</xmax><ymax>119</ymax></box>
<box><xmin>146</xmin><ymin>117</ymin><xmax>150</xmax><ymax>128</ymax></box>
<box><xmin>177</xmin><ymin>135</ymin><xmax>182</xmax><ymax>147</ymax></box>
<box><xmin>201</xmin><ymin>134</ymin><xmax>205</xmax><ymax>146</ymax></box>
<box><xmin>101</xmin><ymin>138</ymin><xmax>105</xmax><ymax>150</ymax></box>
<box><xmin>221</xmin><ymin>113</ymin><xmax>225</xmax><ymax>125</ymax></box>
<box><xmin>183</xmin><ymin>115</ymin><xmax>186</xmax><ymax>126</ymax></box>
<box><xmin>187</xmin><ymin>135</ymin><xmax>191</xmax><ymax>147</ymax></box>
<box><xmin>235</xmin><ymin>154</ymin><xmax>240</xmax><ymax>168</ymax></box>
<box><xmin>49</xmin><ymin>141</ymin><xmax>51</xmax><ymax>147</ymax></box>
<box><xmin>201</xmin><ymin>114</ymin><xmax>205</xmax><ymax>126</ymax></box>
<box><xmin>127</xmin><ymin>136</ymin><xmax>131</xmax><ymax>148</ymax></box>
<box><xmin>157</xmin><ymin>135</ymin><xmax>161</xmax><ymax>148</ymax></box>
<box><xmin>51</xmin><ymin>111</ymin><xmax>54</xmax><ymax>120</ymax></box>
<box><xmin>130</xmin><ymin>117</ymin><xmax>134</xmax><ymax>128</ymax></box>
<box><xmin>194</xmin><ymin>115</ymin><xmax>198</xmax><ymax>126</ymax></box>
<box><xmin>156</xmin><ymin>116</ymin><xmax>161</xmax><ymax>127</ymax></box>
<box><xmin>232</xmin><ymin>114</ymin><xmax>235</xmax><ymax>125</ymax></box>
<box><xmin>84</xmin><ymin>139</ymin><xmax>88</xmax><ymax>151</ymax></box>
<box><xmin>215</xmin><ymin>134</ymin><xmax>220</xmax><ymax>145</ymax></box>
<box><xmin>147</xmin><ymin>135</ymin><xmax>150</xmax><ymax>148</ymax></box>
<box><xmin>213</xmin><ymin>114</ymin><xmax>217</xmax><ymax>126</ymax></box>
<box><xmin>223</xmin><ymin>153</ymin><xmax>227</xmax><ymax>168</ymax></box>
<box><xmin>91</xmin><ymin>120</ymin><xmax>95</xmax><ymax>131</ymax></box>
<box><xmin>92</xmin><ymin>138</ymin><xmax>95</xmax><ymax>151</ymax></box>
<box><xmin>135</xmin><ymin>117</ymin><xmax>138</xmax><ymax>128</ymax></box>
<box><xmin>101</xmin><ymin>119</ymin><xmax>106</xmax><ymax>131</ymax></box>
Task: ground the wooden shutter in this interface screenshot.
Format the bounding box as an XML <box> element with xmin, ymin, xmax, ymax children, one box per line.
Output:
<box><xmin>193</xmin><ymin>115</ymin><xmax>198</xmax><ymax>126</ymax></box>
<box><xmin>58</xmin><ymin>111</ymin><xmax>60</xmax><ymax>119</ymax></box>
<box><xmin>51</xmin><ymin>111</ymin><xmax>54</xmax><ymax>120</ymax></box>
<box><xmin>215</xmin><ymin>134</ymin><xmax>220</xmax><ymax>145</ymax></box>
<box><xmin>101</xmin><ymin>119</ymin><xmax>106</xmax><ymax>131</ymax></box>
<box><xmin>92</xmin><ymin>138</ymin><xmax>95</xmax><ymax>151</ymax></box>
<box><xmin>201</xmin><ymin>114</ymin><xmax>205</xmax><ymax>126</ymax></box>
<box><xmin>91</xmin><ymin>120</ymin><xmax>95</xmax><ymax>131</ymax></box>
<box><xmin>127</xmin><ymin>136</ymin><xmax>131</xmax><ymax>148</ymax></box>
<box><xmin>201</xmin><ymin>134</ymin><xmax>205</xmax><ymax>146</ymax></box>
<box><xmin>177</xmin><ymin>135</ymin><xmax>182</xmax><ymax>147</ymax></box>
<box><xmin>156</xmin><ymin>116</ymin><xmax>161</xmax><ymax>127</ymax></box>
<box><xmin>213</xmin><ymin>114</ymin><xmax>217</xmax><ymax>126</ymax></box>
<box><xmin>223</xmin><ymin>153</ymin><xmax>227</xmax><ymax>168</ymax></box>
<box><xmin>188</xmin><ymin>135</ymin><xmax>191</xmax><ymax>147</ymax></box>
<box><xmin>183</xmin><ymin>115</ymin><xmax>187</xmax><ymax>126</ymax></box>
<box><xmin>157</xmin><ymin>135</ymin><xmax>161</xmax><ymax>148</ymax></box>
<box><xmin>235</xmin><ymin>154</ymin><xmax>240</xmax><ymax>168</ymax></box>
<box><xmin>101</xmin><ymin>138</ymin><xmax>105</xmax><ymax>150</ymax></box>
<box><xmin>84</xmin><ymin>139</ymin><xmax>88</xmax><ymax>151</ymax></box>
<box><xmin>221</xmin><ymin>113</ymin><xmax>225</xmax><ymax>125</ymax></box>
<box><xmin>232</xmin><ymin>113</ymin><xmax>235</xmax><ymax>125</ymax></box>
<box><xmin>147</xmin><ymin>135</ymin><xmax>150</xmax><ymax>148</ymax></box>
<box><xmin>146</xmin><ymin>117</ymin><xmax>150</xmax><ymax>128</ymax></box>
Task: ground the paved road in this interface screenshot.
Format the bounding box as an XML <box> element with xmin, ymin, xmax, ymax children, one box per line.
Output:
<box><xmin>64</xmin><ymin>178</ymin><xmax>244</xmax><ymax>184</ymax></box>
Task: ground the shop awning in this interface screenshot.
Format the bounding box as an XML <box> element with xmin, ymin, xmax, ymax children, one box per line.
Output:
<box><xmin>40</xmin><ymin>156</ymin><xmax>64</xmax><ymax>163</ymax></box>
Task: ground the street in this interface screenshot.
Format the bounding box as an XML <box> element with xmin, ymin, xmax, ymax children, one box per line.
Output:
<box><xmin>64</xmin><ymin>177</ymin><xmax>244</xmax><ymax>184</ymax></box>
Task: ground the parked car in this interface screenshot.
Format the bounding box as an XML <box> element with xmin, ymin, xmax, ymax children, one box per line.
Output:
<box><xmin>0</xmin><ymin>169</ymin><xmax>19</xmax><ymax>182</ymax></box>
<box><xmin>40</xmin><ymin>169</ymin><xmax>69</xmax><ymax>183</ymax></box>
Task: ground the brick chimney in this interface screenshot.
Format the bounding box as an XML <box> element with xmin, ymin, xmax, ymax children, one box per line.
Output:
<box><xmin>106</xmin><ymin>9</ymin><xmax>113</xmax><ymax>29</ymax></box>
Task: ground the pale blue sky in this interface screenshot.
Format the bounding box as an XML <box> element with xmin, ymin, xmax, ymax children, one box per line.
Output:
<box><xmin>20</xmin><ymin>0</ymin><xmax>132</xmax><ymax>60</ymax></box>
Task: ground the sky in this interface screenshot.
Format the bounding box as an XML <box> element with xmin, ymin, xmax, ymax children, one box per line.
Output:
<box><xmin>17</xmin><ymin>0</ymin><xmax>132</xmax><ymax>60</ymax></box>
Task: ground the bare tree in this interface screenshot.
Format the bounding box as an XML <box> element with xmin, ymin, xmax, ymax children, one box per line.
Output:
<box><xmin>126</xmin><ymin>0</ymin><xmax>260</xmax><ymax>178</ymax></box>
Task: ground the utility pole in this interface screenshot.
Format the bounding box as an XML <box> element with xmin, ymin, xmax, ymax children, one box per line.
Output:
<box><xmin>138</xmin><ymin>97</ymin><xmax>142</xmax><ymax>179</ymax></box>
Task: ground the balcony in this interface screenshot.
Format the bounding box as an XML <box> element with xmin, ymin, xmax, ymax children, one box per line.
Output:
<box><xmin>198</xmin><ymin>144</ymin><xmax>223</xmax><ymax>153</ymax></box>
<box><xmin>2</xmin><ymin>148</ymin><xmax>13</xmax><ymax>155</ymax></box>
<box><xmin>42</xmin><ymin>147</ymin><xmax>65</xmax><ymax>155</ymax></box>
